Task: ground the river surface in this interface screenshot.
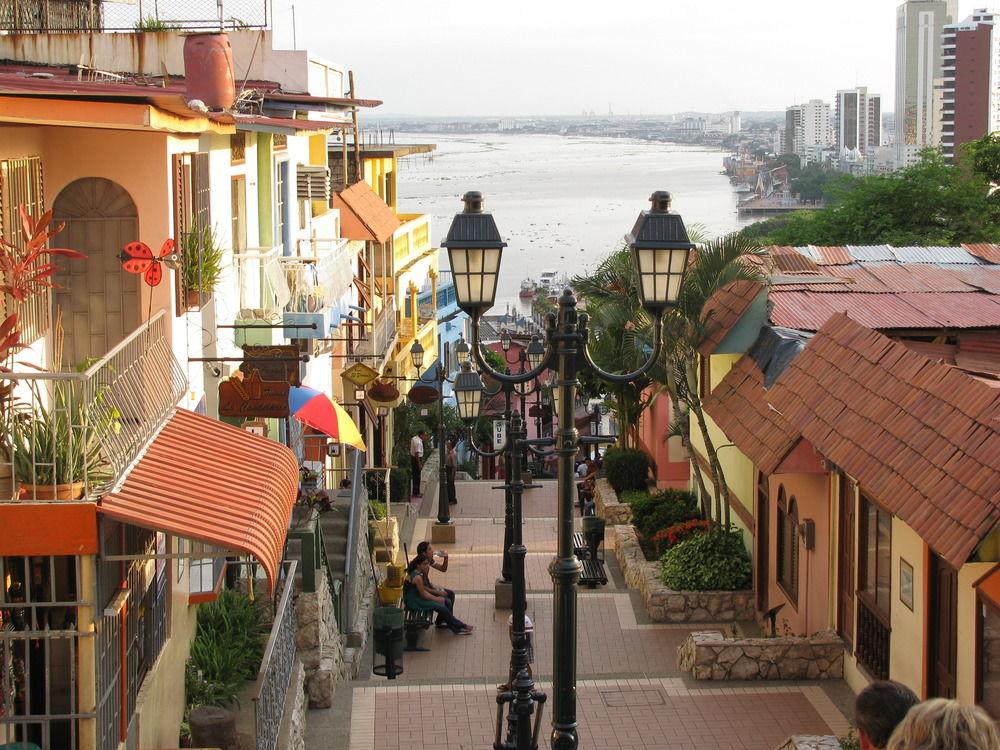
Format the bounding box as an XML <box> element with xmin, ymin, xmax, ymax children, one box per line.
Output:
<box><xmin>391</xmin><ymin>132</ymin><xmax>747</xmax><ymax>311</ymax></box>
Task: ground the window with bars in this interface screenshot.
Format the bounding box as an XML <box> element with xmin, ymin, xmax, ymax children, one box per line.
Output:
<box><xmin>172</xmin><ymin>153</ymin><xmax>211</xmax><ymax>315</ymax></box>
<box><xmin>776</xmin><ymin>486</ymin><xmax>799</xmax><ymax>605</ymax></box>
<box><xmin>857</xmin><ymin>494</ymin><xmax>892</xmax><ymax>680</ymax></box>
<box><xmin>0</xmin><ymin>156</ymin><xmax>48</xmax><ymax>344</ymax></box>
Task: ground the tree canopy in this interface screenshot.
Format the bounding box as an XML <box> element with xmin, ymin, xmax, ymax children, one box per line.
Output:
<box><xmin>744</xmin><ymin>146</ymin><xmax>1000</xmax><ymax>246</ymax></box>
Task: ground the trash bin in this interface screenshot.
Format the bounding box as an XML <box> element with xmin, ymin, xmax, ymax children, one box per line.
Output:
<box><xmin>372</xmin><ymin>606</ymin><xmax>404</xmax><ymax>678</ymax></box>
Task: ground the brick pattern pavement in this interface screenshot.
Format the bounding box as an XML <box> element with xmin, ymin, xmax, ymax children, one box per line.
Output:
<box><xmin>332</xmin><ymin>479</ymin><xmax>854</xmax><ymax>750</ymax></box>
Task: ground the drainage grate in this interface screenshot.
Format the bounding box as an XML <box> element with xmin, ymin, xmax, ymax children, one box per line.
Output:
<box><xmin>599</xmin><ymin>689</ymin><xmax>665</xmax><ymax>708</ymax></box>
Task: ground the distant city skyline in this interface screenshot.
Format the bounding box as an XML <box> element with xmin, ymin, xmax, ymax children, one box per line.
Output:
<box><xmin>275</xmin><ymin>0</ymin><xmax>983</xmax><ymax>116</ymax></box>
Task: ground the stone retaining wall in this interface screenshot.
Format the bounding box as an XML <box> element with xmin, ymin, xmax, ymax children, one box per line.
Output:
<box><xmin>594</xmin><ymin>478</ymin><xmax>632</xmax><ymax>525</ymax></box>
<box><xmin>611</xmin><ymin>524</ymin><xmax>754</xmax><ymax>622</ymax></box>
<box><xmin>277</xmin><ymin>660</ymin><xmax>307</xmax><ymax>750</ymax></box>
<box><xmin>678</xmin><ymin>629</ymin><xmax>845</xmax><ymax>681</ymax></box>
<box><xmin>296</xmin><ymin>569</ymin><xmax>348</xmax><ymax>708</ymax></box>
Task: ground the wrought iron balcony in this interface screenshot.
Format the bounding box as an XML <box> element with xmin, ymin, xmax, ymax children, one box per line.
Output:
<box><xmin>0</xmin><ymin>310</ymin><xmax>186</xmax><ymax>502</ymax></box>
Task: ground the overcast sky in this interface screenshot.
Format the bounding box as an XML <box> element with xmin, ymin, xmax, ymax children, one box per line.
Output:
<box><xmin>273</xmin><ymin>0</ymin><xmax>980</xmax><ymax>117</ymax></box>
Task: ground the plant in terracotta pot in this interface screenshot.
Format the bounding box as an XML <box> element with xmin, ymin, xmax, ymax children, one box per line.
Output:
<box><xmin>181</xmin><ymin>224</ymin><xmax>224</xmax><ymax>308</ymax></box>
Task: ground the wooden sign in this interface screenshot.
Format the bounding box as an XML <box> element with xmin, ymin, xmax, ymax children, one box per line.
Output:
<box><xmin>219</xmin><ymin>370</ymin><xmax>290</xmax><ymax>418</ymax></box>
<box><xmin>240</xmin><ymin>345</ymin><xmax>302</xmax><ymax>386</ymax></box>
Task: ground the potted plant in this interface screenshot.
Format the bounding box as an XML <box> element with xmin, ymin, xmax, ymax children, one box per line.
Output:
<box><xmin>181</xmin><ymin>225</ymin><xmax>224</xmax><ymax>308</ymax></box>
<box><xmin>9</xmin><ymin>381</ymin><xmax>113</xmax><ymax>500</ymax></box>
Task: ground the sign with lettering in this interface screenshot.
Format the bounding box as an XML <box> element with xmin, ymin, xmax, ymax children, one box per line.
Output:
<box><xmin>219</xmin><ymin>370</ymin><xmax>290</xmax><ymax>418</ymax></box>
<box><xmin>240</xmin><ymin>345</ymin><xmax>302</xmax><ymax>386</ymax></box>
<box><xmin>343</xmin><ymin>362</ymin><xmax>380</xmax><ymax>387</ymax></box>
<box><xmin>493</xmin><ymin>419</ymin><xmax>507</xmax><ymax>449</ymax></box>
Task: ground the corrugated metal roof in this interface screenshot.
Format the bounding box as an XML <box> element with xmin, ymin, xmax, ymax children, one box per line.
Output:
<box><xmin>768</xmin><ymin>314</ymin><xmax>1000</xmax><ymax>568</ymax></box>
<box><xmin>812</xmin><ymin>246</ymin><xmax>855</xmax><ymax>265</ymax></box>
<box><xmin>99</xmin><ymin>409</ymin><xmax>299</xmax><ymax>593</ymax></box>
<box><xmin>890</xmin><ymin>246</ymin><xmax>982</xmax><ymax>264</ymax></box>
<box><xmin>895</xmin><ymin>292</ymin><xmax>1000</xmax><ymax>327</ymax></box>
<box><xmin>847</xmin><ymin>245</ymin><xmax>894</xmax><ymax>262</ymax></box>
<box><xmin>956</xmin><ymin>267</ymin><xmax>1000</xmax><ymax>294</ymax></box>
<box><xmin>769</xmin><ymin>246</ymin><xmax>821</xmax><ymax>273</ymax></box>
<box><xmin>855</xmin><ymin>264</ymin><xmax>978</xmax><ymax>292</ymax></box>
<box><xmin>769</xmin><ymin>290</ymin><xmax>943</xmax><ymax>330</ymax></box>
<box><xmin>964</xmin><ymin>243</ymin><xmax>1000</xmax><ymax>264</ymax></box>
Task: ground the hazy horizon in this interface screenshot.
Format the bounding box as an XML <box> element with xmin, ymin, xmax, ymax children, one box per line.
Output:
<box><xmin>273</xmin><ymin>0</ymin><xmax>981</xmax><ymax>117</ymax></box>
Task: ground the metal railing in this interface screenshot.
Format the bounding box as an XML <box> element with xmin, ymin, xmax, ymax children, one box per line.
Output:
<box><xmin>234</xmin><ymin>247</ymin><xmax>290</xmax><ymax>319</ymax></box>
<box><xmin>856</xmin><ymin>597</ymin><xmax>890</xmax><ymax>680</ymax></box>
<box><xmin>0</xmin><ymin>0</ymin><xmax>269</xmax><ymax>31</ymax></box>
<box><xmin>353</xmin><ymin>296</ymin><xmax>397</xmax><ymax>364</ymax></box>
<box><xmin>0</xmin><ymin>310</ymin><xmax>186</xmax><ymax>501</ymax></box>
<box><xmin>342</xmin><ymin>448</ymin><xmax>369</xmax><ymax>636</ymax></box>
<box><xmin>253</xmin><ymin>559</ymin><xmax>297</xmax><ymax>750</ymax></box>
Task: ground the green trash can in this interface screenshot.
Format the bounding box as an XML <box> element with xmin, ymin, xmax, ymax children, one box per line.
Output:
<box><xmin>372</xmin><ymin>606</ymin><xmax>405</xmax><ymax>678</ymax></box>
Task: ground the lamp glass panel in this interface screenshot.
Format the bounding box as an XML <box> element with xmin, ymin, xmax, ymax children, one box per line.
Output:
<box><xmin>668</xmin><ymin>275</ymin><xmax>683</xmax><ymax>303</ymax></box>
<box><xmin>670</xmin><ymin>247</ymin><xmax>689</xmax><ymax>272</ymax></box>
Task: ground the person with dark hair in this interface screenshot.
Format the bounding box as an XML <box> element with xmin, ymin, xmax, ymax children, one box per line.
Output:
<box><xmin>446</xmin><ymin>440</ymin><xmax>458</xmax><ymax>505</ymax></box>
<box><xmin>417</xmin><ymin>541</ymin><xmax>456</xmax><ymax>626</ymax></box>
<box><xmin>855</xmin><ymin>681</ymin><xmax>920</xmax><ymax>750</ymax></box>
<box><xmin>403</xmin><ymin>556</ymin><xmax>472</xmax><ymax>635</ymax></box>
<box><xmin>409</xmin><ymin>429</ymin><xmax>427</xmax><ymax>498</ymax></box>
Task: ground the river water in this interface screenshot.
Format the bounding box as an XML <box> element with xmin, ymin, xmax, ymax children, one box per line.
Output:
<box><xmin>391</xmin><ymin>132</ymin><xmax>747</xmax><ymax>310</ymax></box>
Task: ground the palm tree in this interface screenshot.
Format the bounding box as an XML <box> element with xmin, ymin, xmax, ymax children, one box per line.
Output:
<box><xmin>573</xmin><ymin>231</ymin><xmax>767</xmax><ymax>526</ymax></box>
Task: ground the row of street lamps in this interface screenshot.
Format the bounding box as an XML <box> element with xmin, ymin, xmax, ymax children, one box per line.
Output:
<box><xmin>410</xmin><ymin>190</ymin><xmax>694</xmax><ymax>750</ymax></box>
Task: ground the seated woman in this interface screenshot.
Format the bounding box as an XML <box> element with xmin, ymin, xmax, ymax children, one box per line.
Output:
<box><xmin>403</xmin><ymin>557</ymin><xmax>473</xmax><ymax>635</ymax></box>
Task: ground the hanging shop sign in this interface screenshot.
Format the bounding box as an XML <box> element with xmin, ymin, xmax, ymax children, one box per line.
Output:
<box><xmin>219</xmin><ymin>370</ymin><xmax>290</xmax><ymax>418</ymax></box>
<box><xmin>343</xmin><ymin>361</ymin><xmax>380</xmax><ymax>387</ymax></box>
<box><xmin>240</xmin><ymin>345</ymin><xmax>302</xmax><ymax>386</ymax></box>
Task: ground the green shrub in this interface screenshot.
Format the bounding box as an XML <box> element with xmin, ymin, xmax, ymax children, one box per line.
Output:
<box><xmin>619</xmin><ymin>489</ymin><xmax>649</xmax><ymax>506</ymax></box>
<box><xmin>649</xmin><ymin>518</ymin><xmax>713</xmax><ymax>557</ymax></box>
<box><xmin>389</xmin><ymin>467</ymin><xmax>410</xmax><ymax>502</ymax></box>
<box><xmin>602</xmin><ymin>447</ymin><xmax>650</xmax><ymax>494</ymax></box>
<box><xmin>660</xmin><ymin>528</ymin><xmax>751</xmax><ymax>591</ymax></box>
<box><xmin>631</xmin><ymin>488</ymin><xmax>699</xmax><ymax>540</ymax></box>
<box><xmin>369</xmin><ymin>500</ymin><xmax>387</xmax><ymax>520</ymax></box>
<box><xmin>459</xmin><ymin>458</ymin><xmax>480</xmax><ymax>479</ymax></box>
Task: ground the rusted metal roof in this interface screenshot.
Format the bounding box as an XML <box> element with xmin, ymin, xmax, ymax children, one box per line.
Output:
<box><xmin>768</xmin><ymin>246</ymin><xmax>821</xmax><ymax>273</ymax></box>
<box><xmin>811</xmin><ymin>246</ymin><xmax>854</xmax><ymax>265</ymax></box>
<box><xmin>99</xmin><ymin>409</ymin><xmax>298</xmax><ymax>592</ymax></box>
<box><xmin>333</xmin><ymin>181</ymin><xmax>401</xmax><ymax>244</ymax></box>
<box><xmin>703</xmin><ymin>355</ymin><xmax>799</xmax><ymax>475</ymax></box>
<box><xmin>964</xmin><ymin>243</ymin><xmax>1000</xmax><ymax>265</ymax></box>
<box><xmin>769</xmin><ymin>290</ymin><xmax>1000</xmax><ymax>330</ymax></box>
<box><xmin>263</xmin><ymin>92</ymin><xmax>382</xmax><ymax>108</ymax></box>
<box><xmin>698</xmin><ymin>280</ymin><xmax>765</xmax><ymax>355</ymax></box>
<box><xmin>768</xmin><ymin>313</ymin><xmax>1000</xmax><ymax>568</ymax></box>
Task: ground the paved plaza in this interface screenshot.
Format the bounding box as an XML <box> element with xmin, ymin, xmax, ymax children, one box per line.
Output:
<box><xmin>309</xmin><ymin>479</ymin><xmax>854</xmax><ymax>750</ymax></box>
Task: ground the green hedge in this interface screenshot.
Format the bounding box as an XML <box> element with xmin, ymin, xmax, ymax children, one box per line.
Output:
<box><xmin>602</xmin><ymin>447</ymin><xmax>650</xmax><ymax>494</ymax></box>
<box><xmin>660</xmin><ymin>528</ymin><xmax>751</xmax><ymax>591</ymax></box>
<box><xmin>630</xmin><ymin>489</ymin><xmax>699</xmax><ymax>540</ymax></box>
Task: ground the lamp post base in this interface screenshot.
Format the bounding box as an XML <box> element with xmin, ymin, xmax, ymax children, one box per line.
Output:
<box><xmin>494</xmin><ymin>578</ymin><xmax>513</xmax><ymax>609</ymax></box>
<box><xmin>431</xmin><ymin>522</ymin><xmax>456</xmax><ymax>544</ymax></box>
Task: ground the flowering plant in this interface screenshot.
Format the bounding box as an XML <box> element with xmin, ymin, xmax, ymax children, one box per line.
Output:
<box><xmin>650</xmin><ymin>518</ymin><xmax>713</xmax><ymax>556</ymax></box>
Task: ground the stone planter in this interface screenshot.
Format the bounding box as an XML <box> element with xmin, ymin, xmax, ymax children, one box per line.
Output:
<box><xmin>611</xmin><ymin>524</ymin><xmax>754</xmax><ymax>623</ymax></box>
<box><xmin>370</xmin><ymin>516</ymin><xmax>399</xmax><ymax>564</ymax></box>
<box><xmin>777</xmin><ymin>737</ymin><xmax>844</xmax><ymax>750</ymax></box>
<box><xmin>594</xmin><ymin>478</ymin><xmax>632</xmax><ymax>525</ymax></box>
<box><xmin>677</xmin><ymin>629</ymin><xmax>845</xmax><ymax>681</ymax></box>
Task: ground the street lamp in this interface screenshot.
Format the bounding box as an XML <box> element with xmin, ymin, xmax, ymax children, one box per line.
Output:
<box><xmin>453</xmin><ymin>360</ymin><xmax>484</xmax><ymax>421</ymax></box>
<box><xmin>444</xmin><ymin>189</ymin><xmax>693</xmax><ymax>750</ymax></box>
<box><xmin>455</xmin><ymin>336</ymin><xmax>471</xmax><ymax>365</ymax></box>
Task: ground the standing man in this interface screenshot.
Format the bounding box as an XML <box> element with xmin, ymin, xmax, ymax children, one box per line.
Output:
<box><xmin>410</xmin><ymin>429</ymin><xmax>427</xmax><ymax>498</ymax></box>
<box><xmin>416</xmin><ymin>541</ymin><xmax>456</xmax><ymax>627</ymax></box>
<box><xmin>446</xmin><ymin>439</ymin><xmax>459</xmax><ymax>505</ymax></box>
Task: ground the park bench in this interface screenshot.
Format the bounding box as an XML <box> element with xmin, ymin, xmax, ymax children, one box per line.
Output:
<box><xmin>403</xmin><ymin>607</ymin><xmax>433</xmax><ymax>652</ymax></box>
<box><xmin>573</xmin><ymin>525</ymin><xmax>609</xmax><ymax>588</ymax></box>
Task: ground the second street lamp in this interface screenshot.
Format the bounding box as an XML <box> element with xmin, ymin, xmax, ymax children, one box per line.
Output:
<box><xmin>444</xmin><ymin>189</ymin><xmax>693</xmax><ymax>750</ymax></box>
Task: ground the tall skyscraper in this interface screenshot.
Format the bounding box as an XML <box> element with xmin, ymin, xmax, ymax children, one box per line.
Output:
<box><xmin>939</xmin><ymin>9</ymin><xmax>1000</xmax><ymax>161</ymax></box>
<box><xmin>895</xmin><ymin>0</ymin><xmax>959</xmax><ymax>165</ymax></box>
<box><xmin>836</xmin><ymin>87</ymin><xmax>883</xmax><ymax>154</ymax></box>
<box><xmin>784</xmin><ymin>100</ymin><xmax>833</xmax><ymax>157</ymax></box>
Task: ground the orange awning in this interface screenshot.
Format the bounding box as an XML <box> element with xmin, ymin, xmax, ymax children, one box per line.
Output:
<box><xmin>99</xmin><ymin>409</ymin><xmax>298</xmax><ymax>592</ymax></box>
<box><xmin>333</xmin><ymin>180</ymin><xmax>401</xmax><ymax>243</ymax></box>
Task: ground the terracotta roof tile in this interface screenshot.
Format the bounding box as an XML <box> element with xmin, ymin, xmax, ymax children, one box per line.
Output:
<box><xmin>333</xmin><ymin>180</ymin><xmax>401</xmax><ymax>244</ymax></box>
<box><xmin>768</xmin><ymin>313</ymin><xmax>1000</xmax><ymax>567</ymax></box>
<box><xmin>697</xmin><ymin>280</ymin><xmax>765</xmax><ymax>355</ymax></box>
<box><xmin>703</xmin><ymin>355</ymin><xmax>799</xmax><ymax>475</ymax></box>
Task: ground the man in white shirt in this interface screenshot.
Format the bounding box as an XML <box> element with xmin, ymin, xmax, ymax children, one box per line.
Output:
<box><xmin>410</xmin><ymin>429</ymin><xmax>427</xmax><ymax>497</ymax></box>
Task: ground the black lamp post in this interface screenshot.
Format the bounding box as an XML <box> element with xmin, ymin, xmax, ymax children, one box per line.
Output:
<box><xmin>444</xmin><ymin>189</ymin><xmax>693</xmax><ymax>750</ymax></box>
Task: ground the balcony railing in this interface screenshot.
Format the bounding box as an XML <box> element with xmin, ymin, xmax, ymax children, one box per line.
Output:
<box><xmin>0</xmin><ymin>310</ymin><xmax>186</xmax><ymax>502</ymax></box>
<box><xmin>235</xmin><ymin>247</ymin><xmax>290</xmax><ymax>319</ymax></box>
<box><xmin>353</xmin><ymin>296</ymin><xmax>397</xmax><ymax>366</ymax></box>
<box><xmin>856</xmin><ymin>597</ymin><xmax>890</xmax><ymax>680</ymax></box>
<box><xmin>0</xmin><ymin>0</ymin><xmax>269</xmax><ymax>32</ymax></box>
<box><xmin>392</xmin><ymin>214</ymin><xmax>432</xmax><ymax>269</ymax></box>
<box><xmin>253</xmin><ymin>559</ymin><xmax>297</xmax><ymax>750</ymax></box>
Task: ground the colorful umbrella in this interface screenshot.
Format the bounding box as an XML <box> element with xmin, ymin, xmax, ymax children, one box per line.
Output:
<box><xmin>288</xmin><ymin>386</ymin><xmax>366</xmax><ymax>451</ymax></box>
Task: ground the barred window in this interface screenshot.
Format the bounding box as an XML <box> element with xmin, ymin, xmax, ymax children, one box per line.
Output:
<box><xmin>777</xmin><ymin>486</ymin><xmax>799</xmax><ymax>605</ymax></box>
<box><xmin>0</xmin><ymin>156</ymin><xmax>48</xmax><ymax>344</ymax></box>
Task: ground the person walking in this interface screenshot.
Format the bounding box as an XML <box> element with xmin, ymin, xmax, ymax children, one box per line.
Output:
<box><xmin>446</xmin><ymin>439</ymin><xmax>458</xmax><ymax>505</ymax></box>
<box><xmin>409</xmin><ymin>429</ymin><xmax>427</xmax><ymax>498</ymax></box>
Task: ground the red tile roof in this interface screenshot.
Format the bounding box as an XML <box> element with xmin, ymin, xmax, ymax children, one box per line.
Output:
<box><xmin>698</xmin><ymin>280</ymin><xmax>765</xmax><ymax>355</ymax></box>
<box><xmin>703</xmin><ymin>355</ymin><xmax>799</xmax><ymax>475</ymax></box>
<box><xmin>768</xmin><ymin>313</ymin><xmax>1000</xmax><ymax>568</ymax></box>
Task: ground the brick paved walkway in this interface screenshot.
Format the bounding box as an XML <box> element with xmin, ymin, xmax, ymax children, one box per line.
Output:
<box><xmin>309</xmin><ymin>479</ymin><xmax>855</xmax><ymax>750</ymax></box>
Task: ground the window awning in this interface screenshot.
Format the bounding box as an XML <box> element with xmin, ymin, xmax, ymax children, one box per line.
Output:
<box><xmin>333</xmin><ymin>180</ymin><xmax>401</xmax><ymax>243</ymax></box>
<box><xmin>98</xmin><ymin>409</ymin><xmax>299</xmax><ymax>592</ymax></box>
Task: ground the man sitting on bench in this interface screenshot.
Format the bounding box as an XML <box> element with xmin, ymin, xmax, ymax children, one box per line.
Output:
<box><xmin>403</xmin><ymin>557</ymin><xmax>473</xmax><ymax>635</ymax></box>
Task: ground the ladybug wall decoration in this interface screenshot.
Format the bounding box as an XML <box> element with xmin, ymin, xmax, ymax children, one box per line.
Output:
<box><xmin>120</xmin><ymin>239</ymin><xmax>180</xmax><ymax>287</ymax></box>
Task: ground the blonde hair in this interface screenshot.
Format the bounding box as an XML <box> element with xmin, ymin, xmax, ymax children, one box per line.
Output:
<box><xmin>885</xmin><ymin>699</ymin><xmax>999</xmax><ymax>750</ymax></box>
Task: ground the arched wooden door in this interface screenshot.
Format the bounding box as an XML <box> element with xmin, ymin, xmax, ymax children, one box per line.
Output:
<box><xmin>52</xmin><ymin>178</ymin><xmax>140</xmax><ymax>367</ymax></box>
